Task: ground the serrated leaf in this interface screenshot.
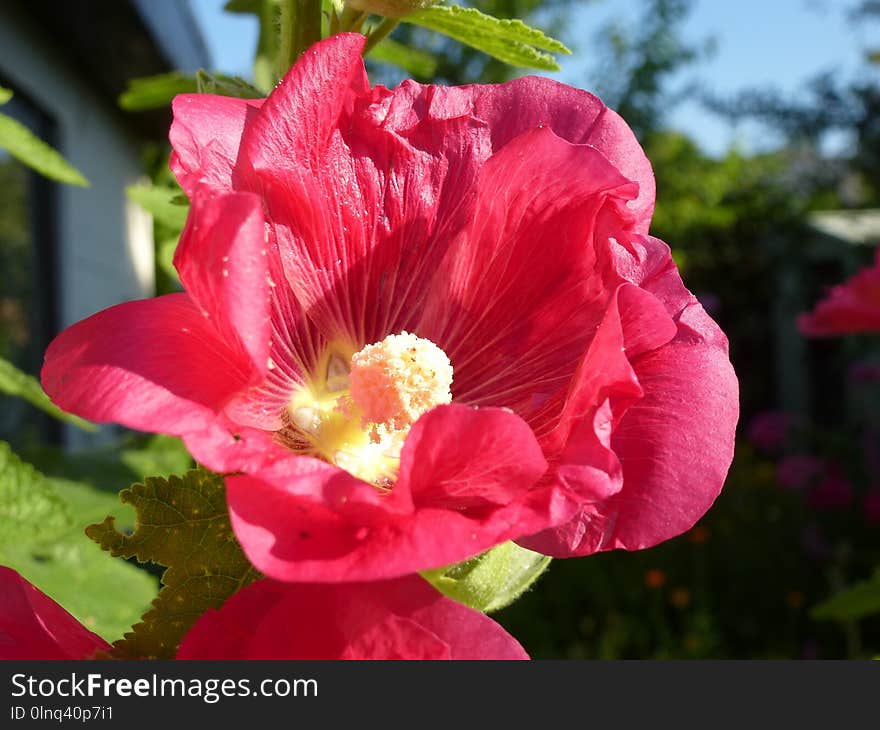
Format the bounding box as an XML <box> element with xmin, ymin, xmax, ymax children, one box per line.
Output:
<box><xmin>118</xmin><ymin>72</ymin><xmax>198</xmax><ymax>111</ymax></box>
<box><xmin>86</xmin><ymin>469</ymin><xmax>260</xmax><ymax>658</ymax></box>
<box><xmin>0</xmin><ymin>441</ymin><xmax>71</xmax><ymax>547</ymax></box>
<box><xmin>127</xmin><ymin>185</ymin><xmax>189</xmax><ymax>231</ymax></box>
<box><xmin>811</xmin><ymin>573</ymin><xmax>880</xmax><ymax>622</ymax></box>
<box><xmin>0</xmin><ymin>356</ymin><xmax>95</xmax><ymax>430</ymax></box>
<box><xmin>404</xmin><ymin>5</ymin><xmax>571</xmax><ymax>71</ymax></box>
<box><xmin>368</xmin><ymin>38</ymin><xmax>438</xmax><ymax>78</ymax></box>
<box><xmin>0</xmin><ymin>112</ymin><xmax>89</xmax><ymax>186</ymax></box>
<box><xmin>0</xmin><ymin>87</ymin><xmax>12</xmax><ymax>105</ymax></box>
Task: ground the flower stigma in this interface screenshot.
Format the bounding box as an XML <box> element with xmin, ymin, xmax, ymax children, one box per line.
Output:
<box><xmin>284</xmin><ymin>332</ymin><xmax>453</xmax><ymax>487</ymax></box>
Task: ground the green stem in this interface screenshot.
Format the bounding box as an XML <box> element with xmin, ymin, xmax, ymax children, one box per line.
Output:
<box><xmin>278</xmin><ymin>0</ymin><xmax>324</xmax><ymax>77</ymax></box>
<box><xmin>362</xmin><ymin>18</ymin><xmax>399</xmax><ymax>55</ymax></box>
<box><xmin>337</xmin><ymin>6</ymin><xmax>367</xmax><ymax>32</ymax></box>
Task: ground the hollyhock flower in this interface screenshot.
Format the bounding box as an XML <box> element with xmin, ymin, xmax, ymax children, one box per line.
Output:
<box><xmin>0</xmin><ymin>566</ymin><xmax>110</xmax><ymax>659</ymax></box>
<box><xmin>42</xmin><ymin>33</ymin><xmax>738</xmax><ymax>581</ymax></box>
<box><xmin>745</xmin><ymin>410</ymin><xmax>793</xmax><ymax>454</ymax></box>
<box><xmin>798</xmin><ymin>249</ymin><xmax>880</xmax><ymax>336</ymax></box>
<box><xmin>0</xmin><ymin>567</ymin><xmax>525</xmax><ymax>660</ymax></box>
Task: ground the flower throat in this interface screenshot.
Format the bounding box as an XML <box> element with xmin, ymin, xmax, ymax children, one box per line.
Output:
<box><xmin>282</xmin><ymin>332</ymin><xmax>453</xmax><ymax>486</ymax></box>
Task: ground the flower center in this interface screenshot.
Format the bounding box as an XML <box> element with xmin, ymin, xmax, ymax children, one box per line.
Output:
<box><xmin>285</xmin><ymin>332</ymin><xmax>453</xmax><ymax>487</ymax></box>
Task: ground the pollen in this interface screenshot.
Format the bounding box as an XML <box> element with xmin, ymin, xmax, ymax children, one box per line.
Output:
<box><xmin>349</xmin><ymin>331</ymin><xmax>453</xmax><ymax>431</ymax></box>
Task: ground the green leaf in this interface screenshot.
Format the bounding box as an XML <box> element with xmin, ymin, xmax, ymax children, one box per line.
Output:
<box><xmin>0</xmin><ymin>112</ymin><xmax>89</xmax><ymax>186</ymax></box>
<box><xmin>157</xmin><ymin>237</ymin><xmax>181</xmax><ymax>285</ymax></box>
<box><xmin>119</xmin><ymin>71</ymin><xmax>263</xmax><ymax>112</ymax></box>
<box><xmin>127</xmin><ymin>185</ymin><xmax>189</xmax><ymax>231</ymax></box>
<box><xmin>0</xmin><ymin>87</ymin><xmax>12</xmax><ymax>105</ymax></box>
<box><xmin>368</xmin><ymin>38</ymin><xmax>438</xmax><ymax>77</ymax></box>
<box><xmin>0</xmin><ymin>447</ymin><xmax>156</xmax><ymax>642</ymax></box>
<box><xmin>0</xmin><ymin>356</ymin><xmax>95</xmax><ymax>430</ymax></box>
<box><xmin>811</xmin><ymin>573</ymin><xmax>880</xmax><ymax>622</ymax></box>
<box><xmin>118</xmin><ymin>72</ymin><xmax>198</xmax><ymax>111</ymax></box>
<box><xmin>86</xmin><ymin>469</ymin><xmax>261</xmax><ymax>658</ymax></box>
<box><xmin>404</xmin><ymin>5</ymin><xmax>571</xmax><ymax>71</ymax></box>
<box><xmin>223</xmin><ymin>0</ymin><xmax>263</xmax><ymax>12</ymax></box>
<box><xmin>422</xmin><ymin>541</ymin><xmax>551</xmax><ymax>613</ymax></box>
<box><xmin>0</xmin><ymin>441</ymin><xmax>71</xmax><ymax>548</ymax></box>
<box><xmin>194</xmin><ymin>70</ymin><xmax>264</xmax><ymax>99</ymax></box>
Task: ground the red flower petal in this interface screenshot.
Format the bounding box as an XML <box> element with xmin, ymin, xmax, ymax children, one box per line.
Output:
<box><xmin>0</xmin><ymin>567</ymin><xmax>109</xmax><ymax>659</ymax></box>
<box><xmin>176</xmin><ymin>576</ymin><xmax>527</xmax><ymax>660</ymax></box>
<box><xmin>42</xmin><ymin>294</ymin><xmax>253</xmax><ymax>435</ymax></box>
<box><xmin>418</xmin><ymin>127</ymin><xmax>639</xmax><ymax>437</ymax></box>
<box><xmin>174</xmin><ymin>190</ymin><xmax>270</xmax><ymax>375</ymax></box>
<box><xmin>798</xmin><ymin>249</ymin><xmax>880</xmax><ymax>336</ymax></box>
<box><xmin>170</xmin><ymin>94</ymin><xmax>263</xmax><ymax>197</ymax></box>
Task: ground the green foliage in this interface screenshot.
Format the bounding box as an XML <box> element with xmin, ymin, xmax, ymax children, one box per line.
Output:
<box><xmin>0</xmin><ymin>443</ymin><xmax>156</xmax><ymax>642</ymax></box>
<box><xmin>403</xmin><ymin>5</ymin><xmax>570</xmax><ymax>70</ymax></box>
<box><xmin>369</xmin><ymin>38</ymin><xmax>439</xmax><ymax>77</ymax></box>
<box><xmin>0</xmin><ymin>356</ymin><xmax>95</xmax><ymax>430</ymax></box>
<box><xmin>119</xmin><ymin>71</ymin><xmax>262</xmax><ymax>112</ymax></box>
<box><xmin>127</xmin><ymin>185</ymin><xmax>189</xmax><ymax>230</ymax></box>
<box><xmin>0</xmin><ymin>110</ymin><xmax>88</xmax><ymax>187</ymax></box>
<box><xmin>0</xmin><ymin>441</ymin><xmax>71</xmax><ymax>547</ymax></box>
<box><xmin>812</xmin><ymin>572</ymin><xmax>880</xmax><ymax>622</ymax></box>
<box><xmin>423</xmin><ymin>541</ymin><xmax>551</xmax><ymax>613</ymax></box>
<box><xmin>86</xmin><ymin>469</ymin><xmax>261</xmax><ymax>658</ymax></box>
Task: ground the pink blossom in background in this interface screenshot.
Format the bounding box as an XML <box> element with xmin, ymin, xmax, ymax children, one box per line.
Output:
<box><xmin>863</xmin><ymin>490</ymin><xmax>880</xmax><ymax>527</ymax></box>
<box><xmin>798</xmin><ymin>248</ymin><xmax>880</xmax><ymax>336</ymax></box>
<box><xmin>42</xmin><ymin>34</ymin><xmax>738</xmax><ymax>582</ymax></box>
<box><xmin>807</xmin><ymin>470</ymin><xmax>855</xmax><ymax>510</ymax></box>
<box><xmin>746</xmin><ymin>410</ymin><xmax>794</xmax><ymax>454</ymax></box>
<box><xmin>776</xmin><ymin>454</ymin><xmax>825</xmax><ymax>491</ymax></box>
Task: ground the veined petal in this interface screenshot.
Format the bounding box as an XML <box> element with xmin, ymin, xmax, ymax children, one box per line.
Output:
<box><xmin>174</xmin><ymin>190</ymin><xmax>271</xmax><ymax>374</ymax></box>
<box><xmin>418</xmin><ymin>127</ymin><xmax>639</xmax><ymax>436</ymax></box>
<box><xmin>176</xmin><ymin>576</ymin><xmax>527</xmax><ymax>660</ymax></box>
<box><xmin>170</xmin><ymin>94</ymin><xmax>263</xmax><ymax>197</ymax></box>
<box><xmin>42</xmin><ymin>294</ymin><xmax>254</xmax><ymax>436</ymax></box>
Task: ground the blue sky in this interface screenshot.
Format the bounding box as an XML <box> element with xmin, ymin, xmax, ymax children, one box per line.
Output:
<box><xmin>189</xmin><ymin>0</ymin><xmax>874</xmax><ymax>156</ymax></box>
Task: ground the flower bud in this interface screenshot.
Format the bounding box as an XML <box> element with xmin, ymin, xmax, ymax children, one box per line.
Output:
<box><xmin>422</xmin><ymin>541</ymin><xmax>551</xmax><ymax>613</ymax></box>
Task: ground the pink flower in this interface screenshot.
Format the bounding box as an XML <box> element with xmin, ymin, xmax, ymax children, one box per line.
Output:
<box><xmin>42</xmin><ymin>34</ymin><xmax>738</xmax><ymax>581</ymax></box>
<box><xmin>776</xmin><ymin>454</ymin><xmax>825</xmax><ymax>491</ymax></box>
<box><xmin>0</xmin><ymin>567</ymin><xmax>525</xmax><ymax>660</ymax></box>
<box><xmin>0</xmin><ymin>566</ymin><xmax>110</xmax><ymax>659</ymax></box>
<box><xmin>863</xmin><ymin>489</ymin><xmax>880</xmax><ymax>527</ymax></box>
<box><xmin>798</xmin><ymin>249</ymin><xmax>880</xmax><ymax>336</ymax></box>
<box><xmin>807</xmin><ymin>470</ymin><xmax>855</xmax><ymax>510</ymax></box>
<box><xmin>746</xmin><ymin>410</ymin><xmax>793</xmax><ymax>454</ymax></box>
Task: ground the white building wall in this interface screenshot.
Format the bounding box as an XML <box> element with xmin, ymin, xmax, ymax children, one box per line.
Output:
<box><xmin>0</xmin><ymin>3</ymin><xmax>156</xmax><ymax>446</ymax></box>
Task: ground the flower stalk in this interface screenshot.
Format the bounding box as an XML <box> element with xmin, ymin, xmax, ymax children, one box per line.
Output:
<box><xmin>278</xmin><ymin>0</ymin><xmax>324</xmax><ymax>76</ymax></box>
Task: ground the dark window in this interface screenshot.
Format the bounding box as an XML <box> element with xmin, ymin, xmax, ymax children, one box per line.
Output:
<box><xmin>0</xmin><ymin>84</ymin><xmax>60</xmax><ymax>447</ymax></box>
